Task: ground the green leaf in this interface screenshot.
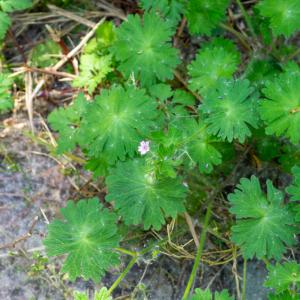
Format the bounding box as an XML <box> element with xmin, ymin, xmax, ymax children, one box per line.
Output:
<box><xmin>44</xmin><ymin>198</ymin><xmax>120</xmax><ymax>282</ymax></box>
<box><xmin>200</xmin><ymin>79</ymin><xmax>259</xmax><ymax>143</ymax></box>
<box><xmin>244</xmin><ymin>59</ymin><xmax>280</xmax><ymax>88</ymax></box>
<box><xmin>280</xmin><ymin>144</ymin><xmax>300</xmax><ymax>172</ymax></box>
<box><xmin>31</xmin><ymin>40</ymin><xmax>61</xmax><ymax>68</ymax></box>
<box><xmin>265</xmin><ymin>262</ymin><xmax>300</xmax><ymax>294</ymax></box>
<box><xmin>268</xmin><ymin>291</ymin><xmax>296</xmax><ymax>300</ymax></box>
<box><xmin>74</xmin><ymin>287</ymin><xmax>112</xmax><ymax>300</ymax></box>
<box><xmin>182</xmin><ymin>119</ymin><xmax>222</xmax><ymax>173</ymax></box>
<box><xmin>250</xmin><ymin>6</ymin><xmax>273</xmax><ymax>45</ymax></box>
<box><xmin>189</xmin><ymin>288</ymin><xmax>211</xmax><ymax>300</ymax></box>
<box><xmin>106</xmin><ymin>158</ymin><xmax>186</xmax><ymax>230</ymax></box>
<box><xmin>95</xmin><ymin>21</ymin><xmax>116</xmax><ymax>48</ymax></box>
<box><xmin>186</xmin><ymin>0</ymin><xmax>230</xmax><ymax>35</ymax></box>
<box><xmin>201</xmin><ymin>37</ymin><xmax>241</xmax><ymax>56</ymax></box>
<box><xmin>286</xmin><ymin>166</ymin><xmax>300</xmax><ymax>201</ymax></box>
<box><xmin>110</xmin><ymin>12</ymin><xmax>180</xmax><ymax>87</ymax></box>
<box><xmin>149</xmin><ymin>83</ymin><xmax>173</xmax><ymax>102</ymax></box>
<box><xmin>173</xmin><ymin>89</ymin><xmax>195</xmax><ymax>106</ymax></box>
<box><xmin>74</xmin><ymin>292</ymin><xmax>88</xmax><ymax>300</ymax></box>
<box><xmin>94</xmin><ymin>287</ymin><xmax>113</xmax><ymax>300</ymax></box>
<box><xmin>139</xmin><ymin>0</ymin><xmax>185</xmax><ymax>28</ymax></box>
<box><xmin>0</xmin><ymin>72</ymin><xmax>13</xmax><ymax>113</ymax></box>
<box><xmin>84</xmin><ymin>26</ymin><xmax>115</xmax><ymax>55</ymax></box>
<box><xmin>257</xmin><ymin>0</ymin><xmax>300</xmax><ymax>37</ymax></box>
<box><xmin>0</xmin><ymin>0</ymin><xmax>32</xmax><ymax>12</ymax></box>
<box><xmin>228</xmin><ymin>176</ymin><xmax>296</xmax><ymax>260</ymax></box>
<box><xmin>84</xmin><ymin>155</ymin><xmax>109</xmax><ymax>178</ymax></box>
<box><xmin>0</xmin><ymin>11</ymin><xmax>10</xmax><ymax>40</ymax></box>
<box><xmin>158</xmin><ymin>118</ymin><xmax>222</xmax><ymax>173</ymax></box>
<box><xmin>188</xmin><ymin>288</ymin><xmax>234</xmax><ymax>300</ymax></box>
<box><xmin>73</xmin><ymin>53</ymin><xmax>113</xmax><ymax>94</ymax></box>
<box><xmin>48</xmin><ymin>93</ymin><xmax>88</xmax><ymax>153</ymax></box>
<box><xmin>252</xmin><ymin>128</ymin><xmax>281</xmax><ymax>161</ymax></box>
<box><xmin>79</xmin><ymin>85</ymin><xmax>158</xmax><ymax>163</ymax></box>
<box><xmin>259</xmin><ymin>70</ymin><xmax>300</xmax><ymax>144</ymax></box>
<box><xmin>286</xmin><ymin>165</ymin><xmax>300</xmax><ymax>221</ymax></box>
<box><xmin>188</xmin><ymin>41</ymin><xmax>240</xmax><ymax>94</ymax></box>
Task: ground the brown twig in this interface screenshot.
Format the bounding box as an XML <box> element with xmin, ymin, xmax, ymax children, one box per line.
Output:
<box><xmin>0</xmin><ymin>216</ymin><xmax>39</xmax><ymax>250</ymax></box>
<box><xmin>28</xmin><ymin>18</ymin><xmax>106</xmax><ymax>110</ymax></box>
<box><xmin>47</xmin><ymin>4</ymin><xmax>97</xmax><ymax>28</ymax></box>
<box><xmin>14</xmin><ymin>66</ymin><xmax>76</xmax><ymax>79</ymax></box>
<box><xmin>174</xmin><ymin>70</ymin><xmax>202</xmax><ymax>102</ymax></box>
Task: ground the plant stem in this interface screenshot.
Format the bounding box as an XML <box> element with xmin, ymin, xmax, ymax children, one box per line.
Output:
<box><xmin>220</xmin><ymin>23</ymin><xmax>251</xmax><ymax>51</ymax></box>
<box><xmin>242</xmin><ymin>259</ymin><xmax>247</xmax><ymax>300</ymax></box>
<box><xmin>287</xmin><ymin>47</ymin><xmax>300</xmax><ymax>61</ymax></box>
<box><xmin>109</xmin><ymin>238</ymin><xmax>171</xmax><ymax>295</ymax></box>
<box><xmin>115</xmin><ymin>247</ymin><xmax>137</xmax><ymax>257</ymax></box>
<box><xmin>262</xmin><ymin>257</ymin><xmax>270</xmax><ymax>267</ymax></box>
<box><xmin>108</xmin><ymin>255</ymin><xmax>138</xmax><ymax>295</ymax></box>
<box><xmin>235</xmin><ymin>0</ymin><xmax>256</xmax><ymax>38</ymax></box>
<box><xmin>182</xmin><ymin>202</ymin><xmax>212</xmax><ymax>300</ymax></box>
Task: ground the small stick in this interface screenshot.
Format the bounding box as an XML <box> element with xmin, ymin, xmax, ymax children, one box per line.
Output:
<box><xmin>0</xmin><ymin>216</ymin><xmax>39</xmax><ymax>250</ymax></box>
<box><xmin>174</xmin><ymin>70</ymin><xmax>202</xmax><ymax>102</ymax></box>
<box><xmin>14</xmin><ymin>66</ymin><xmax>76</xmax><ymax>79</ymax></box>
<box><xmin>47</xmin><ymin>4</ymin><xmax>96</xmax><ymax>28</ymax></box>
<box><xmin>29</xmin><ymin>18</ymin><xmax>106</xmax><ymax>102</ymax></box>
<box><xmin>25</xmin><ymin>71</ymin><xmax>34</xmax><ymax>132</ymax></box>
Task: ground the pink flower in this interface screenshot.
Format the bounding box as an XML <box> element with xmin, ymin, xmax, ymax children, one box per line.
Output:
<box><xmin>138</xmin><ymin>140</ymin><xmax>150</xmax><ymax>155</ymax></box>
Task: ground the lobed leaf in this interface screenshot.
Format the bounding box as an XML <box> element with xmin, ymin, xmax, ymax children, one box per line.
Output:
<box><xmin>229</xmin><ymin>176</ymin><xmax>297</xmax><ymax>260</ymax></box>
<box><xmin>110</xmin><ymin>12</ymin><xmax>179</xmax><ymax>87</ymax></box>
<box><xmin>286</xmin><ymin>165</ymin><xmax>300</xmax><ymax>221</ymax></box>
<box><xmin>139</xmin><ymin>0</ymin><xmax>185</xmax><ymax>28</ymax></box>
<box><xmin>257</xmin><ymin>0</ymin><xmax>300</xmax><ymax>37</ymax></box>
<box><xmin>44</xmin><ymin>198</ymin><xmax>120</xmax><ymax>282</ymax></box>
<box><xmin>200</xmin><ymin>79</ymin><xmax>259</xmax><ymax>143</ymax></box>
<box><xmin>259</xmin><ymin>71</ymin><xmax>300</xmax><ymax>144</ymax></box>
<box><xmin>48</xmin><ymin>93</ymin><xmax>88</xmax><ymax>153</ymax></box>
<box><xmin>79</xmin><ymin>85</ymin><xmax>159</xmax><ymax>163</ymax></box>
<box><xmin>106</xmin><ymin>158</ymin><xmax>186</xmax><ymax>230</ymax></box>
<box><xmin>267</xmin><ymin>291</ymin><xmax>296</xmax><ymax>300</ymax></box>
<box><xmin>73</xmin><ymin>53</ymin><xmax>113</xmax><ymax>94</ymax></box>
<box><xmin>265</xmin><ymin>262</ymin><xmax>300</xmax><ymax>294</ymax></box>
<box><xmin>189</xmin><ymin>288</ymin><xmax>234</xmax><ymax>300</ymax></box>
<box><xmin>188</xmin><ymin>40</ymin><xmax>240</xmax><ymax>95</ymax></box>
<box><xmin>182</xmin><ymin>119</ymin><xmax>222</xmax><ymax>173</ymax></box>
<box><xmin>0</xmin><ymin>0</ymin><xmax>32</xmax><ymax>12</ymax></box>
<box><xmin>186</xmin><ymin>0</ymin><xmax>230</xmax><ymax>35</ymax></box>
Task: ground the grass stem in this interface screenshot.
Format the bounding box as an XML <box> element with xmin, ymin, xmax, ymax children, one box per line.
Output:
<box><xmin>182</xmin><ymin>202</ymin><xmax>212</xmax><ymax>299</ymax></box>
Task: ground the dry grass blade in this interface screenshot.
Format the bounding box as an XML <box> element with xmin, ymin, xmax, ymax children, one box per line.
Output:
<box><xmin>29</xmin><ymin>17</ymin><xmax>106</xmax><ymax>102</ymax></box>
<box><xmin>25</xmin><ymin>71</ymin><xmax>34</xmax><ymax>132</ymax></box>
<box><xmin>47</xmin><ymin>4</ymin><xmax>96</xmax><ymax>28</ymax></box>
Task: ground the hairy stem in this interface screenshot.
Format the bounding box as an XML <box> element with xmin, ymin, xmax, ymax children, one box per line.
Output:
<box><xmin>220</xmin><ymin>23</ymin><xmax>251</xmax><ymax>51</ymax></box>
<box><xmin>115</xmin><ymin>247</ymin><xmax>137</xmax><ymax>257</ymax></box>
<box><xmin>108</xmin><ymin>255</ymin><xmax>138</xmax><ymax>295</ymax></box>
<box><xmin>109</xmin><ymin>238</ymin><xmax>170</xmax><ymax>295</ymax></box>
<box><xmin>182</xmin><ymin>202</ymin><xmax>212</xmax><ymax>299</ymax></box>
